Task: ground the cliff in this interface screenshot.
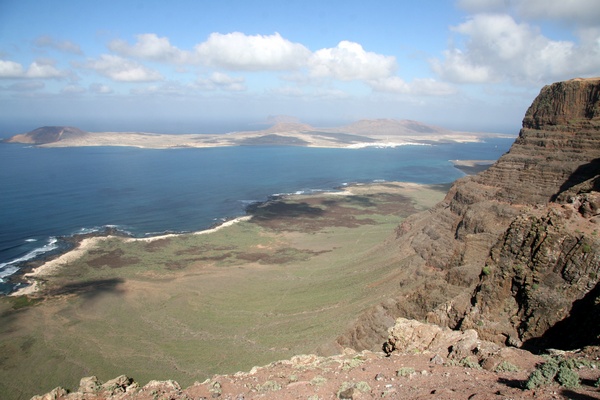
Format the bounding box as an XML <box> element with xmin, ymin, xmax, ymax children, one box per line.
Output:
<box><xmin>339</xmin><ymin>78</ymin><xmax>600</xmax><ymax>351</ymax></box>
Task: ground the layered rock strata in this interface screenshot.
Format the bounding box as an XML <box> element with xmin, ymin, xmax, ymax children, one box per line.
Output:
<box><xmin>341</xmin><ymin>78</ymin><xmax>600</xmax><ymax>351</ymax></box>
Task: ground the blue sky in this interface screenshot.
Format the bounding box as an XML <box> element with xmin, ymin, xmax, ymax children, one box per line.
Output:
<box><xmin>1</xmin><ymin>0</ymin><xmax>599</xmax><ymax>134</ymax></box>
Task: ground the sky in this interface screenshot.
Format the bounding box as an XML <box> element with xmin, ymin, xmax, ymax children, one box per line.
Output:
<box><xmin>0</xmin><ymin>0</ymin><xmax>599</xmax><ymax>134</ymax></box>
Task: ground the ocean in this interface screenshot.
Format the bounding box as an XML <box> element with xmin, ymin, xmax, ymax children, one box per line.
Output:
<box><xmin>0</xmin><ymin>138</ymin><xmax>514</xmax><ymax>294</ymax></box>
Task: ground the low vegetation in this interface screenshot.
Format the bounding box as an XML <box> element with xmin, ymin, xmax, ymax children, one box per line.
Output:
<box><xmin>0</xmin><ymin>182</ymin><xmax>447</xmax><ymax>400</ymax></box>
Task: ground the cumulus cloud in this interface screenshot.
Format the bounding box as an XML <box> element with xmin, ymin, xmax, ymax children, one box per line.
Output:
<box><xmin>108</xmin><ymin>33</ymin><xmax>191</xmax><ymax>63</ymax></box>
<box><xmin>0</xmin><ymin>60</ymin><xmax>24</xmax><ymax>78</ymax></box>
<box><xmin>369</xmin><ymin>77</ymin><xmax>457</xmax><ymax>96</ymax></box>
<box><xmin>197</xmin><ymin>72</ymin><xmax>246</xmax><ymax>91</ymax></box>
<box><xmin>432</xmin><ymin>13</ymin><xmax>600</xmax><ymax>84</ymax></box>
<box><xmin>35</xmin><ymin>35</ymin><xmax>83</xmax><ymax>55</ymax></box>
<box><xmin>195</xmin><ymin>32</ymin><xmax>310</xmax><ymax>70</ymax></box>
<box><xmin>308</xmin><ymin>41</ymin><xmax>397</xmax><ymax>81</ymax></box>
<box><xmin>83</xmin><ymin>54</ymin><xmax>163</xmax><ymax>82</ymax></box>
<box><xmin>0</xmin><ymin>59</ymin><xmax>66</xmax><ymax>79</ymax></box>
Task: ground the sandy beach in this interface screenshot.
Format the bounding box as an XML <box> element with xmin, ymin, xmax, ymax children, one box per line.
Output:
<box><xmin>9</xmin><ymin>216</ymin><xmax>253</xmax><ymax>297</ymax></box>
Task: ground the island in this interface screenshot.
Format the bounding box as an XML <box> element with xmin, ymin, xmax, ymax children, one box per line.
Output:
<box><xmin>3</xmin><ymin>119</ymin><xmax>513</xmax><ymax>149</ymax></box>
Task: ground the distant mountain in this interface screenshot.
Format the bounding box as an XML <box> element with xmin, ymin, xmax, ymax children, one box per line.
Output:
<box><xmin>4</xmin><ymin>126</ymin><xmax>87</xmax><ymax>145</ymax></box>
<box><xmin>333</xmin><ymin>119</ymin><xmax>452</xmax><ymax>136</ymax></box>
<box><xmin>262</xmin><ymin>122</ymin><xmax>315</xmax><ymax>133</ymax></box>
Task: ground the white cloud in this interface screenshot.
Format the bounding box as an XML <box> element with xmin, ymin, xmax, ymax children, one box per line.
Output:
<box><xmin>26</xmin><ymin>61</ymin><xmax>65</xmax><ymax>78</ymax></box>
<box><xmin>90</xmin><ymin>83</ymin><xmax>113</xmax><ymax>94</ymax></box>
<box><xmin>308</xmin><ymin>41</ymin><xmax>397</xmax><ymax>81</ymax></box>
<box><xmin>0</xmin><ymin>60</ymin><xmax>25</xmax><ymax>78</ymax></box>
<box><xmin>369</xmin><ymin>77</ymin><xmax>458</xmax><ymax>96</ymax></box>
<box><xmin>195</xmin><ymin>32</ymin><xmax>310</xmax><ymax>70</ymax></box>
<box><xmin>83</xmin><ymin>54</ymin><xmax>163</xmax><ymax>82</ymax></box>
<box><xmin>35</xmin><ymin>35</ymin><xmax>83</xmax><ymax>55</ymax></box>
<box><xmin>432</xmin><ymin>49</ymin><xmax>493</xmax><ymax>83</ymax></box>
<box><xmin>197</xmin><ymin>72</ymin><xmax>246</xmax><ymax>91</ymax></box>
<box><xmin>432</xmin><ymin>13</ymin><xmax>600</xmax><ymax>84</ymax></box>
<box><xmin>0</xmin><ymin>59</ymin><xmax>66</xmax><ymax>79</ymax></box>
<box><xmin>108</xmin><ymin>33</ymin><xmax>191</xmax><ymax>63</ymax></box>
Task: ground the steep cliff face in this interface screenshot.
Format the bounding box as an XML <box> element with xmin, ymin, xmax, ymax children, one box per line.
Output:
<box><xmin>405</xmin><ymin>78</ymin><xmax>600</xmax><ymax>271</ymax></box>
<box><xmin>459</xmin><ymin>197</ymin><xmax>600</xmax><ymax>349</ymax></box>
<box><xmin>475</xmin><ymin>78</ymin><xmax>600</xmax><ymax>205</ymax></box>
<box><xmin>341</xmin><ymin>78</ymin><xmax>600</xmax><ymax>351</ymax></box>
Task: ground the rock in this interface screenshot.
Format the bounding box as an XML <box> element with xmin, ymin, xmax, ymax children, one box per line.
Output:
<box><xmin>78</xmin><ymin>376</ymin><xmax>100</xmax><ymax>393</ymax></box>
<box><xmin>430</xmin><ymin>354</ymin><xmax>444</xmax><ymax>365</ymax></box>
<box><xmin>338</xmin><ymin>386</ymin><xmax>354</xmax><ymax>399</ymax></box>
<box><xmin>102</xmin><ymin>374</ymin><xmax>135</xmax><ymax>394</ymax></box>
<box><xmin>30</xmin><ymin>387</ymin><xmax>68</xmax><ymax>400</ymax></box>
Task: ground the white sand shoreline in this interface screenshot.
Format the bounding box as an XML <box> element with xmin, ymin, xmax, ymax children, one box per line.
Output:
<box><xmin>9</xmin><ymin>216</ymin><xmax>252</xmax><ymax>297</ymax></box>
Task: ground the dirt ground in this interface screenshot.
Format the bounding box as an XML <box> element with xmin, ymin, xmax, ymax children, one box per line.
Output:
<box><xmin>38</xmin><ymin>347</ymin><xmax>600</xmax><ymax>399</ymax></box>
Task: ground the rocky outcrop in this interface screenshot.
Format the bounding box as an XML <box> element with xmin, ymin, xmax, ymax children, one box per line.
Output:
<box><xmin>337</xmin><ymin>78</ymin><xmax>600</xmax><ymax>352</ymax></box>
<box><xmin>458</xmin><ymin>193</ymin><xmax>600</xmax><ymax>350</ymax></box>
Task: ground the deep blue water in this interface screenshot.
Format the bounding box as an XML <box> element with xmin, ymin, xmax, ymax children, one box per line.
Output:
<box><xmin>0</xmin><ymin>138</ymin><xmax>514</xmax><ymax>293</ymax></box>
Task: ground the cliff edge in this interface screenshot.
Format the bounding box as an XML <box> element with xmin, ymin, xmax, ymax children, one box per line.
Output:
<box><xmin>338</xmin><ymin>78</ymin><xmax>600</xmax><ymax>352</ymax></box>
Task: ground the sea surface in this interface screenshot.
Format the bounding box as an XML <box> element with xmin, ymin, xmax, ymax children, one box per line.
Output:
<box><xmin>0</xmin><ymin>138</ymin><xmax>514</xmax><ymax>294</ymax></box>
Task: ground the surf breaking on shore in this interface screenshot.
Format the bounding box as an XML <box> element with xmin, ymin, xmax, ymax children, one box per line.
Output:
<box><xmin>9</xmin><ymin>216</ymin><xmax>253</xmax><ymax>297</ymax></box>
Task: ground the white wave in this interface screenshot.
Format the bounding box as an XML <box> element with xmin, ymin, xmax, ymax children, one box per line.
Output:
<box><xmin>25</xmin><ymin>238</ymin><xmax>37</xmax><ymax>242</ymax></box>
<box><xmin>346</xmin><ymin>142</ymin><xmax>431</xmax><ymax>149</ymax></box>
<box><xmin>0</xmin><ymin>237</ymin><xmax>59</xmax><ymax>278</ymax></box>
<box><xmin>0</xmin><ymin>265</ymin><xmax>20</xmax><ymax>279</ymax></box>
<box><xmin>75</xmin><ymin>225</ymin><xmax>133</xmax><ymax>237</ymax></box>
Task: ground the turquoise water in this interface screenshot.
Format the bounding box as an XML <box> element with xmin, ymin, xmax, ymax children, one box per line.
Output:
<box><xmin>0</xmin><ymin>139</ymin><xmax>514</xmax><ymax>293</ymax></box>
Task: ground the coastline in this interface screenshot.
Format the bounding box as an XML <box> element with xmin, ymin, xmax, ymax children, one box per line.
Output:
<box><xmin>5</xmin><ymin>128</ymin><xmax>515</xmax><ymax>150</ymax></box>
<box><xmin>9</xmin><ymin>215</ymin><xmax>253</xmax><ymax>297</ymax></box>
<box><xmin>4</xmin><ymin>175</ymin><xmax>477</xmax><ymax>298</ymax></box>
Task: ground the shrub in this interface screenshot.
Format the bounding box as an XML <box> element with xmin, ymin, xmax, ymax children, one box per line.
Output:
<box><xmin>257</xmin><ymin>380</ymin><xmax>282</xmax><ymax>392</ymax></box>
<box><xmin>396</xmin><ymin>367</ymin><xmax>415</xmax><ymax>377</ymax></box>
<box><xmin>342</xmin><ymin>356</ymin><xmax>364</xmax><ymax>371</ymax></box>
<box><xmin>525</xmin><ymin>357</ymin><xmax>582</xmax><ymax>390</ymax></box>
<box><xmin>495</xmin><ymin>361</ymin><xmax>519</xmax><ymax>373</ymax></box>
<box><xmin>310</xmin><ymin>376</ymin><xmax>327</xmax><ymax>387</ymax></box>
<box><xmin>525</xmin><ymin>358</ymin><xmax>559</xmax><ymax>390</ymax></box>
<box><xmin>556</xmin><ymin>364</ymin><xmax>580</xmax><ymax>389</ymax></box>
<box><xmin>460</xmin><ymin>357</ymin><xmax>482</xmax><ymax>369</ymax></box>
<box><xmin>482</xmin><ymin>266</ymin><xmax>491</xmax><ymax>276</ymax></box>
